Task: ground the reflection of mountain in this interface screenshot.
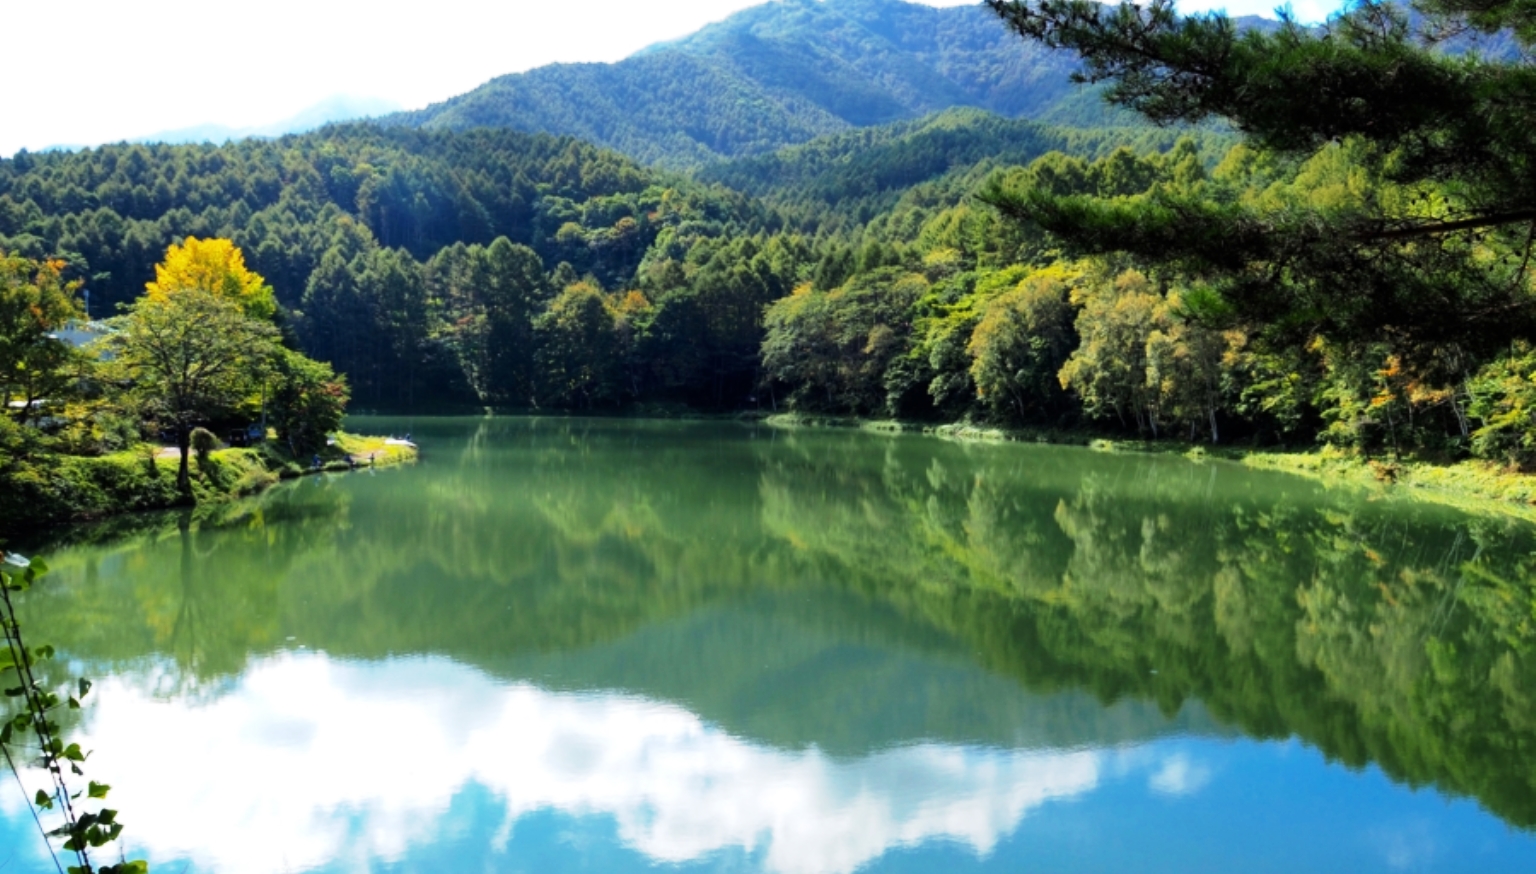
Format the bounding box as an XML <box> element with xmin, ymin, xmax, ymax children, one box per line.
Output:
<box><xmin>18</xmin><ymin>417</ymin><xmax>1536</xmax><ymax>829</ymax></box>
<box><xmin>498</xmin><ymin>591</ymin><xmax>1225</xmax><ymax>756</ymax></box>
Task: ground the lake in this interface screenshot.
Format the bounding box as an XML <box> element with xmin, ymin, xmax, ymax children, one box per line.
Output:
<box><xmin>5</xmin><ymin>417</ymin><xmax>1536</xmax><ymax>873</ymax></box>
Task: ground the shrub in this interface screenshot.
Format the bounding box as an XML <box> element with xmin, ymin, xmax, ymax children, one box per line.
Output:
<box><xmin>1469</xmin><ymin>346</ymin><xmax>1536</xmax><ymax>470</ymax></box>
<box><xmin>190</xmin><ymin>427</ymin><xmax>218</xmax><ymax>466</ymax></box>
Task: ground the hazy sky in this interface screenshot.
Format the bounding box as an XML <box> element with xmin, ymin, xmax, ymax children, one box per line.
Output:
<box><xmin>1</xmin><ymin>0</ymin><xmax>1338</xmax><ymax>157</ymax></box>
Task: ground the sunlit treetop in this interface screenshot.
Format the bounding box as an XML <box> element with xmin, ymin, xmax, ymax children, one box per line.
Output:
<box><xmin>145</xmin><ymin>237</ymin><xmax>277</xmax><ymax>321</ymax></box>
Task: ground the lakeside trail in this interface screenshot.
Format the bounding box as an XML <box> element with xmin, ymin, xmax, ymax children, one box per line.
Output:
<box><xmin>763</xmin><ymin>413</ymin><xmax>1536</xmax><ymax>525</ymax></box>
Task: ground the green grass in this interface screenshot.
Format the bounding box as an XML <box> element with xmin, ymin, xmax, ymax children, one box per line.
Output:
<box><xmin>332</xmin><ymin>433</ymin><xmax>417</xmax><ymax>467</ymax></box>
<box><xmin>1</xmin><ymin>431</ymin><xmax>419</xmax><ymax>535</ymax></box>
<box><xmin>1241</xmin><ymin>449</ymin><xmax>1536</xmax><ymax>523</ymax></box>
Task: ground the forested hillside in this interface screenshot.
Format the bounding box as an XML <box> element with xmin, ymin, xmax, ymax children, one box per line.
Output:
<box><xmin>699</xmin><ymin>107</ymin><xmax>1230</xmax><ymax>230</ymax></box>
<box><xmin>0</xmin><ymin>126</ymin><xmax>715</xmax><ymax>311</ymax></box>
<box><xmin>4</xmin><ymin>108</ymin><xmax>1231</xmax><ymax>416</ymax></box>
<box><xmin>388</xmin><ymin>0</ymin><xmax>1081</xmax><ymax>168</ymax></box>
<box><xmin>0</xmin><ymin>125</ymin><xmax>785</xmax><ymax>407</ymax></box>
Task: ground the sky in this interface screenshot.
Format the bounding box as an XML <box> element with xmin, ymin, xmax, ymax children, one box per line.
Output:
<box><xmin>0</xmin><ymin>0</ymin><xmax>1341</xmax><ymax>157</ymax></box>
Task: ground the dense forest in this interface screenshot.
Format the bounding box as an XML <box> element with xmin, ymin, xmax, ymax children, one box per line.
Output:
<box><xmin>0</xmin><ymin>125</ymin><xmax>788</xmax><ymax>408</ymax></box>
<box><xmin>4</xmin><ymin>0</ymin><xmax>1536</xmax><ymax>473</ymax></box>
<box><xmin>0</xmin><ymin>110</ymin><xmax>1216</xmax><ymax>414</ymax></box>
<box><xmin>697</xmin><ymin>107</ymin><xmax>1231</xmax><ymax>230</ymax></box>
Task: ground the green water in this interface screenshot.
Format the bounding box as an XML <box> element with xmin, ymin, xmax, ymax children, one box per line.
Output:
<box><xmin>5</xmin><ymin>417</ymin><xmax>1536</xmax><ymax>873</ymax></box>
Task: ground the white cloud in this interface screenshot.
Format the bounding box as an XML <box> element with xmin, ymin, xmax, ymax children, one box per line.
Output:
<box><xmin>1148</xmin><ymin>752</ymin><xmax>1214</xmax><ymax>797</ymax></box>
<box><xmin>1367</xmin><ymin>821</ymin><xmax>1441</xmax><ymax>872</ymax></box>
<box><xmin>4</xmin><ymin>653</ymin><xmax>1102</xmax><ymax>874</ymax></box>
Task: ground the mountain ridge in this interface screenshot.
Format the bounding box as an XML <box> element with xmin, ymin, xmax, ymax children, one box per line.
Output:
<box><xmin>385</xmin><ymin>0</ymin><xmax>1084</xmax><ymax>168</ymax></box>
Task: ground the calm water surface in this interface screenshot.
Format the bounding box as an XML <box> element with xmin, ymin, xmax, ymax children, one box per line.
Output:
<box><xmin>5</xmin><ymin>417</ymin><xmax>1536</xmax><ymax>873</ymax></box>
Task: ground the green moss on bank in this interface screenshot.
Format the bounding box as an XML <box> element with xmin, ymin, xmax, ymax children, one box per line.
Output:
<box><xmin>0</xmin><ymin>432</ymin><xmax>417</xmax><ymax>535</ymax></box>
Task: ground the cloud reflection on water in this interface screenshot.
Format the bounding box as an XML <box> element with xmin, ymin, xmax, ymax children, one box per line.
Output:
<box><xmin>7</xmin><ymin>652</ymin><xmax>1115</xmax><ymax>874</ymax></box>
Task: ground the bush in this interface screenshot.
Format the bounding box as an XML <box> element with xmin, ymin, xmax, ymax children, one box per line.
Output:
<box><xmin>1469</xmin><ymin>346</ymin><xmax>1536</xmax><ymax>470</ymax></box>
<box><xmin>190</xmin><ymin>427</ymin><xmax>218</xmax><ymax>466</ymax></box>
<box><xmin>0</xmin><ymin>450</ymin><xmax>182</xmax><ymax>531</ymax></box>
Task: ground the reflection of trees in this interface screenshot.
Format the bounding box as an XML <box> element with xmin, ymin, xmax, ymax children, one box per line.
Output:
<box><xmin>20</xmin><ymin>485</ymin><xmax>352</xmax><ymax>688</ymax></box>
<box><xmin>757</xmin><ymin>433</ymin><xmax>1536</xmax><ymax>827</ymax></box>
<box><xmin>16</xmin><ymin>418</ymin><xmax>1536</xmax><ymax>827</ymax></box>
<box><xmin>24</xmin><ymin>420</ymin><xmax>790</xmax><ymax>676</ymax></box>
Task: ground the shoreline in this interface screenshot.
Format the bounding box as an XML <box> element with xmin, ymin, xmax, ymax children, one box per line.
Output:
<box><xmin>23</xmin><ymin>409</ymin><xmax>1536</xmax><ymax>536</ymax></box>
<box><xmin>762</xmin><ymin>413</ymin><xmax>1536</xmax><ymax>523</ymax></box>
<box><xmin>2</xmin><ymin>432</ymin><xmax>419</xmax><ymax>538</ymax></box>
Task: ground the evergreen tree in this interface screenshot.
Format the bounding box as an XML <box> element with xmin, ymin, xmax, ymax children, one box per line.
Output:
<box><xmin>478</xmin><ymin>238</ymin><xmax>548</xmax><ymax>404</ymax></box>
<box><xmin>983</xmin><ymin>0</ymin><xmax>1536</xmax><ymax>354</ymax></box>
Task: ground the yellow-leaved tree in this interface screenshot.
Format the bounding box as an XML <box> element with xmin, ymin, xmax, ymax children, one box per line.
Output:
<box><xmin>146</xmin><ymin>237</ymin><xmax>277</xmax><ymax>321</ymax></box>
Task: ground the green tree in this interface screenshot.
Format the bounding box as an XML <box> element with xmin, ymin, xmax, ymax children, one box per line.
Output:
<box><xmin>1144</xmin><ymin>295</ymin><xmax>1245</xmax><ymax>443</ymax></box>
<box><xmin>298</xmin><ymin>248</ymin><xmax>371</xmax><ymax>387</ymax></box>
<box><xmin>1058</xmin><ymin>268</ymin><xmax>1162</xmax><ymax>433</ymax></box>
<box><xmin>534</xmin><ymin>282</ymin><xmax>622</xmax><ymax>408</ymax></box>
<box><xmin>1468</xmin><ymin>345</ymin><xmax>1536</xmax><ymax>469</ymax></box>
<box><xmin>0</xmin><ymin>255</ymin><xmax>87</xmax><ymax>425</ymax></box>
<box><xmin>108</xmin><ymin>288</ymin><xmax>278</xmax><ymax>492</ymax></box>
<box><xmin>967</xmin><ymin>265</ymin><xmax>1077</xmax><ymax>424</ymax></box>
<box><xmin>762</xmin><ymin>269</ymin><xmax>929</xmax><ymax>415</ymax></box>
<box><xmin>267</xmin><ymin>348</ymin><xmax>350</xmax><ymax>456</ymax></box>
<box><xmin>478</xmin><ymin>238</ymin><xmax>547</xmax><ymax>404</ymax></box>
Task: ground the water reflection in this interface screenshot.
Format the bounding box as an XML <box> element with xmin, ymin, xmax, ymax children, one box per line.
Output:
<box><xmin>27</xmin><ymin>654</ymin><xmax>1107</xmax><ymax>874</ymax></box>
<box><xmin>7</xmin><ymin>417</ymin><xmax>1536</xmax><ymax>871</ymax></box>
<box><xmin>5</xmin><ymin>650</ymin><xmax>1530</xmax><ymax>874</ymax></box>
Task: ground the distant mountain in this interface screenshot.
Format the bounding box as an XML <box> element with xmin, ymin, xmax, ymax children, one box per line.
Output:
<box><xmin>390</xmin><ymin>0</ymin><xmax>1523</xmax><ymax>172</ymax></box>
<box><xmin>387</xmin><ymin>0</ymin><xmax>1085</xmax><ymax>168</ymax></box>
<box><xmin>134</xmin><ymin>95</ymin><xmax>402</xmax><ymax>145</ymax></box>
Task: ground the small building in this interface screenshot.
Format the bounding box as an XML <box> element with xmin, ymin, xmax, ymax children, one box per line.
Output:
<box><xmin>52</xmin><ymin>319</ymin><xmax>112</xmax><ymax>347</ymax></box>
<box><xmin>48</xmin><ymin>320</ymin><xmax>115</xmax><ymax>359</ymax></box>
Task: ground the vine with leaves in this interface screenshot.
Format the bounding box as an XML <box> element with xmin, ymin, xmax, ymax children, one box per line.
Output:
<box><xmin>1</xmin><ymin>551</ymin><xmax>147</xmax><ymax>874</ymax></box>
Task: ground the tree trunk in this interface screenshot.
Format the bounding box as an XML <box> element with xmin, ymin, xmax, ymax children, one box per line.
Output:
<box><xmin>176</xmin><ymin>427</ymin><xmax>192</xmax><ymax>495</ymax></box>
<box><xmin>1452</xmin><ymin>377</ymin><xmax>1471</xmax><ymax>439</ymax></box>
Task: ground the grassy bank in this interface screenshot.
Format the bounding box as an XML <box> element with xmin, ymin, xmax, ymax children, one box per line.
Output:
<box><xmin>257</xmin><ymin>432</ymin><xmax>419</xmax><ymax>479</ymax></box>
<box><xmin>765</xmin><ymin>413</ymin><xmax>1536</xmax><ymax>522</ymax></box>
<box><xmin>0</xmin><ymin>432</ymin><xmax>417</xmax><ymax>535</ymax></box>
<box><xmin>1238</xmin><ymin>450</ymin><xmax>1536</xmax><ymax>523</ymax></box>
